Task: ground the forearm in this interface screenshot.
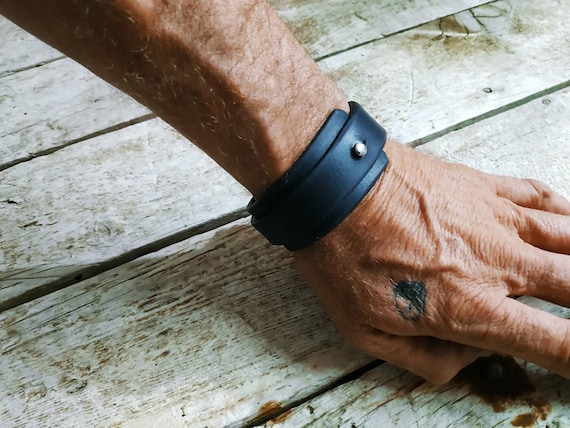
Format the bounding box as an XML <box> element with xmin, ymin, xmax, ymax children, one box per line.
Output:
<box><xmin>0</xmin><ymin>0</ymin><xmax>347</xmax><ymax>195</ymax></box>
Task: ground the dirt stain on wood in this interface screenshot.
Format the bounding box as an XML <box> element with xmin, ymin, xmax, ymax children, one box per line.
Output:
<box><xmin>258</xmin><ymin>400</ymin><xmax>283</xmax><ymax>416</ymax></box>
<box><xmin>254</xmin><ymin>400</ymin><xmax>294</xmax><ymax>425</ymax></box>
<box><xmin>439</xmin><ymin>16</ymin><xmax>469</xmax><ymax>35</ymax></box>
<box><xmin>455</xmin><ymin>354</ymin><xmax>544</xmax><ymax>413</ymax></box>
<box><xmin>273</xmin><ymin>409</ymin><xmax>293</xmax><ymax>423</ymax></box>
<box><xmin>529</xmin><ymin>397</ymin><xmax>552</xmax><ymax>421</ymax></box>
<box><xmin>511</xmin><ymin>412</ymin><xmax>535</xmax><ymax>427</ymax></box>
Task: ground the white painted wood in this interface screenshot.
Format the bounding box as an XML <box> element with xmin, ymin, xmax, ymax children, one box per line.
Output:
<box><xmin>1</xmin><ymin>89</ymin><xmax>569</xmax><ymax>427</ymax></box>
<box><xmin>417</xmin><ymin>91</ymin><xmax>570</xmax><ymax>199</ymax></box>
<box><xmin>0</xmin><ymin>118</ymin><xmax>250</xmax><ymax>306</ymax></box>
<box><xmin>0</xmin><ymin>219</ymin><xmax>372</xmax><ymax>427</ymax></box>
<box><xmin>0</xmin><ymin>58</ymin><xmax>150</xmax><ymax>168</ymax></box>
<box><xmin>322</xmin><ymin>0</ymin><xmax>570</xmax><ymax>146</ymax></box>
<box><xmin>2</xmin><ymin>0</ymin><xmax>569</xmax><ymax>308</ymax></box>
<box><xmin>272</xmin><ymin>0</ymin><xmax>489</xmax><ymax>58</ymax></box>
<box><xmin>0</xmin><ymin>16</ymin><xmax>62</xmax><ymax>77</ymax></box>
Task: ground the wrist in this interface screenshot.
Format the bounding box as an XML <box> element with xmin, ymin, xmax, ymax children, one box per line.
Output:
<box><xmin>2</xmin><ymin>0</ymin><xmax>349</xmax><ymax>197</ymax></box>
<box><xmin>128</xmin><ymin>0</ymin><xmax>349</xmax><ymax>196</ymax></box>
<box><xmin>249</xmin><ymin>102</ymin><xmax>389</xmax><ymax>251</ymax></box>
<box><xmin>251</xmin><ymin>85</ymin><xmax>348</xmax><ymax>196</ymax></box>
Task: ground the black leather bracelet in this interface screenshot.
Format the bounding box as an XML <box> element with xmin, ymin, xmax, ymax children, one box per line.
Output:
<box><xmin>247</xmin><ymin>101</ymin><xmax>388</xmax><ymax>251</ymax></box>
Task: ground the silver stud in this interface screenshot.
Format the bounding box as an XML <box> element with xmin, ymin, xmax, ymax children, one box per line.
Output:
<box><xmin>352</xmin><ymin>141</ymin><xmax>367</xmax><ymax>158</ymax></box>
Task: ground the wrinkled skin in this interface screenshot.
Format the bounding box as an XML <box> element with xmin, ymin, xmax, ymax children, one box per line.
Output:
<box><xmin>295</xmin><ymin>141</ymin><xmax>570</xmax><ymax>384</ymax></box>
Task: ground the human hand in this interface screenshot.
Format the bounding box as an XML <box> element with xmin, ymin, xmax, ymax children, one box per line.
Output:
<box><xmin>294</xmin><ymin>140</ymin><xmax>570</xmax><ymax>384</ymax></box>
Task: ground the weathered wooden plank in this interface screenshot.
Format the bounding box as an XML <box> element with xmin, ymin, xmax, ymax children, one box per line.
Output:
<box><xmin>0</xmin><ymin>219</ymin><xmax>372</xmax><ymax>427</ymax></box>
<box><xmin>417</xmin><ymin>91</ymin><xmax>570</xmax><ymax>195</ymax></box>
<box><xmin>1</xmin><ymin>89</ymin><xmax>568</xmax><ymax>427</ymax></box>
<box><xmin>0</xmin><ymin>0</ymin><xmax>485</xmax><ymax>168</ymax></box>
<box><xmin>323</xmin><ymin>0</ymin><xmax>570</xmax><ymax>146</ymax></box>
<box><xmin>2</xmin><ymin>0</ymin><xmax>569</xmax><ymax>308</ymax></box>
<box><xmin>0</xmin><ymin>118</ymin><xmax>250</xmax><ymax>309</ymax></box>
<box><xmin>266</xmin><ymin>349</ymin><xmax>570</xmax><ymax>427</ymax></box>
<box><xmin>272</xmin><ymin>0</ymin><xmax>489</xmax><ymax>58</ymax></box>
<box><xmin>0</xmin><ymin>16</ymin><xmax>62</xmax><ymax>77</ymax></box>
<box><xmin>0</xmin><ymin>58</ymin><xmax>151</xmax><ymax>170</ymax></box>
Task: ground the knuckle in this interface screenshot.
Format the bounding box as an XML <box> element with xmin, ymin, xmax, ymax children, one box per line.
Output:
<box><xmin>525</xmin><ymin>178</ymin><xmax>553</xmax><ymax>203</ymax></box>
<box><xmin>439</xmin><ymin>293</ymin><xmax>492</xmax><ymax>340</ymax></box>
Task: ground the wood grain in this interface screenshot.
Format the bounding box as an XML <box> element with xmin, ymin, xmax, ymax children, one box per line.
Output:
<box><xmin>0</xmin><ymin>119</ymin><xmax>250</xmax><ymax>309</ymax></box>
<box><xmin>418</xmin><ymin>89</ymin><xmax>570</xmax><ymax>199</ymax></box>
<box><xmin>272</xmin><ymin>0</ymin><xmax>489</xmax><ymax>58</ymax></box>
<box><xmin>266</xmin><ymin>354</ymin><xmax>570</xmax><ymax>427</ymax></box>
<box><xmin>0</xmin><ymin>219</ymin><xmax>372</xmax><ymax>427</ymax></box>
<box><xmin>0</xmin><ymin>16</ymin><xmax>62</xmax><ymax>77</ymax></box>
<box><xmin>0</xmin><ymin>58</ymin><xmax>151</xmax><ymax>169</ymax></box>
<box><xmin>322</xmin><ymin>0</ymin><xmax>570</xmax><ymax>145</ymax></box>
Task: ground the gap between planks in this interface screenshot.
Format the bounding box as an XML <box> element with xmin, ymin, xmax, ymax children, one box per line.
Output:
<box><xmin>312</xmin><ymin>0</ymin><xmax>497</xmax><ymax>61</ymax></box>
<box><xmin>0</xmin><ymin>113</ymin><xmax>156</xmax><ymax>172</ymax></box>
<box><xmin>409</xmin><ymin>79</ymin><xmax>570</xmax><ymax>148</ymax></box>
<box><xmin>243</xmin><ymin>360</ymin><xmax>384</xmax><ymax>427</ymax></box>
<box><xmin>0</xmin><ymin>55</ymin><xmax>65</xmax><ymax>79</ymax></box>
<box><xmin>0</xmin><ymin>207</ymin><xmax>249</xmax><ymax>312</ymax></box>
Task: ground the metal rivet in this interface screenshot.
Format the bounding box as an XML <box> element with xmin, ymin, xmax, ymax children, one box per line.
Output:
<box><xmin>352</xmin><ymin>141</ymin><xmax>367</xmax><ymax>158</ymax></box>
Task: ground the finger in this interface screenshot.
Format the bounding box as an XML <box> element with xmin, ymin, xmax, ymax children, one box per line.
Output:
<box><xmin>447</xmin><ymin>297</ymin><xmax>570</xmax><ymax>379</ymax></box>
<box><xmin>352</xmin><ymin>326</ymin><xmax>486</xmax><ymax>384</ymax></box>
<box><xmin>492</xmin><ymin>176</ymin><xmax>570</xmax><ymax>215</ymax></box>
<box><xmin>516</xmin><ymin>250</ymin><xmax>570</xmax><ymax>307</ymax></box>
<box><xmin>516</xmin><ymin>207</ymin><xmax>570</xmax><ymax>254</ymax></box>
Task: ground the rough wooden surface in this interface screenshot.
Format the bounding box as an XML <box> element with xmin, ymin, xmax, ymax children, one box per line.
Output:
<box><xmin>0</xmin><ymin>219</ymin><xmax>372</xmax><ymax>427</ymax></box>
<box><xmin>266</xmin><ymin>350</ymin><xmax>570</xmax><ymax>427</ymax></box>
<box><xmin>272</xmin><ymin>0</ymin><xmax>489</xmax><ymax>58</ymax></box>
<box><xmin>323</xmin><ymin>0</ymin><xmax>570</xmax><ymax>145</ymax></box>
<box><xmin>419</xmin><ymin>89</ymin><xmax>570</xmax><ymax>198</ymax></box>
<box><xmin>2</xmin><ymin>0</ymin><xmax>569</xmax><ymax>309</ymax></box>
<box><xmin>0</xmin><ymin>119</ymin><xmax>249</xmax><ymax>310</ymax></box>
<box><xmin>0</xmin><ymin>58</ymin><xmax>151</xmax><ymax>169</ymax></box>
<box><xmin>0</xmin><ymin>16</ymin><xmax>62</xmax><ymax>77</ymax></box>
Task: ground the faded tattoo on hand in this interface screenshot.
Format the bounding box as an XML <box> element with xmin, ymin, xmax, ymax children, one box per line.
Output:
<box><xmin>393</xmin><ymin>280</ymin><xmax>427</xmax><ymax>321</ymax></box>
